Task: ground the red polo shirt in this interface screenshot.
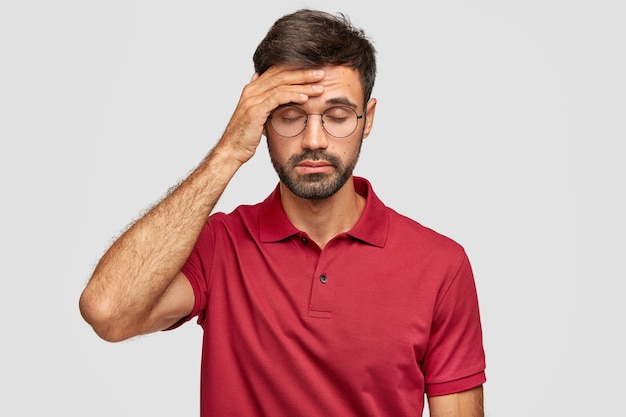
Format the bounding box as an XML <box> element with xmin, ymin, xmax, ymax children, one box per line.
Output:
<box><xmin>181</xmin><ymin>177</ymin><xmax>486</xmax><ymax>416</ymax></box>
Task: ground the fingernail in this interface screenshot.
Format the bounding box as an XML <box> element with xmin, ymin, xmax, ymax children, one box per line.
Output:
<box><xmin>313</xmin><ymin>70</ymin><xmax>324</xmax><ymax>77</ymax></box>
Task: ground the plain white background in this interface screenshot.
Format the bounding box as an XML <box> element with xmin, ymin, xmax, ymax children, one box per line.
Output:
<box><xmin>1</xmin><ymin>1</ymin><xmax>624</xmax><ymax>416</ymax></box>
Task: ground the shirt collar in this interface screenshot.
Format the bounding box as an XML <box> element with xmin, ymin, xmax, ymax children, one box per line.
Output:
<box><xmin>259</xmin><ymin>176</ymin><xmax>389</xmax><ymax>247</ymax></box>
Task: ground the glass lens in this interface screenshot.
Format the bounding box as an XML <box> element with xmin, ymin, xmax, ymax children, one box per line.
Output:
<box><xmin>271</xmin><ymin>106</ymin><xmax>307</xmax><ymax>138</ymax></box>
<box><xmin>322</xmin><ymin>106</ymin><xmax>358</xmax><ymax>138</ymax></box>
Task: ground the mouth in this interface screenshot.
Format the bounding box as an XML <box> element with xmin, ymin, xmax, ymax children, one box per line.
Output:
<box><xmin>295</xmin><ymin>160</ymin><xmax>335</xmax><ymax>174</ymax></box>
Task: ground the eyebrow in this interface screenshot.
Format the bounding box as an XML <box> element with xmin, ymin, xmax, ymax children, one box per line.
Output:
<box><xmin>282</xmin><ymin>97</ymin><xmax>359</xmax><ymax>109</ymax></box>
<box><xmin>325</xmin><ymin>97</ymin><xmax>358</xmax><ymax>108</ymax></box>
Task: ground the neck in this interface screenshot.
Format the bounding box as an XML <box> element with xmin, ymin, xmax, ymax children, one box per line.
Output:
<box><xmin>279</xmin><ymin>178</ymin><xmax>365</xmax><ymax>249</ymax></box>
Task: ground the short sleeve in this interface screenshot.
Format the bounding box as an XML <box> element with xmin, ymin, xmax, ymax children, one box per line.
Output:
<box><xmin>178</xmin><ymin>219</ymin><xmax>216</xmax><ymax>327</ymax></box>
<box><xmin>422</xmin><ymin>253</ymin><xmax>486</xmax><ymax>396</ymax></box>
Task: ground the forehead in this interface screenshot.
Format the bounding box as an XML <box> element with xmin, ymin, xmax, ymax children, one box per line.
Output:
<box><xmin>309</xmin><ymin>65</ymin><xmax>364</xmax><ymax>107</ymax></box>
<box><xmin>270</xmin><ymin>64</ymin><xmax>364</xmax><ymax>109</ymax></box>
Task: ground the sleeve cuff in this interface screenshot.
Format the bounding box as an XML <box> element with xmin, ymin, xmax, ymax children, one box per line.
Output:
<box><xmin>425</xmin><ymin>371</ymin><xmax>486</xmax><ymax>396</ymax></box>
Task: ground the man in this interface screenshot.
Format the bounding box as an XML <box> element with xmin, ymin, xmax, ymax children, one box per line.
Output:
<box><xmin>79</xmin><ymin>9</ymin><xmax>486</xmax><ymax>417</ymax></box>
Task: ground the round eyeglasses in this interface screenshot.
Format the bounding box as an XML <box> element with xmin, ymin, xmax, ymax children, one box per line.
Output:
<box><xmin>268</xmin><ymin>105</ymin><xmax>364</xmax><ymax>138</ymax></box>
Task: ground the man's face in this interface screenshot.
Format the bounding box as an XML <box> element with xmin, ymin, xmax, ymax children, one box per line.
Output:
<box><xmin>266</xmin><ymin>65</ymin><xmax>376</xmax><ymax>200</ymax></box>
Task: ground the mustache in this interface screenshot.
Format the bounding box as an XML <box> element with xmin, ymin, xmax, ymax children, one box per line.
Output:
<box><xmin>288</xmin><ymin>150</ymin><xmax>341</xmax><ymax>166</ymax></box>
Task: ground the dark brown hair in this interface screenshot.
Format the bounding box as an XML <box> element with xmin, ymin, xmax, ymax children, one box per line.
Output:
<box><xmin>253</xmin><ymin>9</ymin><xmax>377</xmax><ymax>103</ymax></box>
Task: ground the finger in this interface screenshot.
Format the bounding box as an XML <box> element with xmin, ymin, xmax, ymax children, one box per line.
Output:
<box><xmin>245</xmin><ymin>67</ymin><xmax>325</xmax><ymax>108</ymax></box>
<box><xmin>241</xmin><ymin>68</ymin><xmax>319</xmax><ymax>111</ymax></box>
<box><xmin>242</xmin><ymin>73</ymin><xmax>325</xmax><ymax>114</ymax></box>
<box><xmin>255</xmin><ymin>67</ymin><xmax>325</xmax><ymax>91</ymax></box>
<box><xmin>253</xmin><ymin>83</ymin><xmax>324</xmax><ymax>117</ymax></box>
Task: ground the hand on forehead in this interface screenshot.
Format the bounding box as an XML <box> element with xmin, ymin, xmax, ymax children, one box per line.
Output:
<box><xmin>258</xmin><ymin>65</ymin><xmax>364</xmax><ymax>109</ymax></box>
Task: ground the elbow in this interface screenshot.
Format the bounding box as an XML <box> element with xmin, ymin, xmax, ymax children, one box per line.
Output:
<box><xmin>78</xmin><ymin>288</ymin><xmax>132</xmax><ymax>343</ymax></box>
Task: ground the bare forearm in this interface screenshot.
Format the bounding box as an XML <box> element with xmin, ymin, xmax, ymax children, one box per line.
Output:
<box><xmin>428</xmin><ymin>386</ymin><xmax>484</xmax><ymax>417</ymax></box>
<box><xmin>80</xmin><ymin>145</ymin><xmax>241</xmax><ymax>340</ymax></box>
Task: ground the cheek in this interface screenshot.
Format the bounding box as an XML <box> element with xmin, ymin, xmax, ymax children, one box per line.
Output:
<box><xmin>267</xmin><ymin>137</ymin><xmax>289</xmax><ymax>161</ymax></box>
<box><xmin>343</xmin><ymin>138</ymin><xmax>362</xmax><ymax>155</ymax></box>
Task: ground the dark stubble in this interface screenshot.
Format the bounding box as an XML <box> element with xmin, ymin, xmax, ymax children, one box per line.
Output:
<box><xmin>269</xmin><ymin>146</ymin><xmax>362</xmax><ymax>200</ymax></box>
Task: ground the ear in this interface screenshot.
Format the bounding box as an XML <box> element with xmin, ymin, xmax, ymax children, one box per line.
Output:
<box><xmin>362</xmin><ymin>98</ymin><xmax>377</xmax><ymax>139</ymax></box>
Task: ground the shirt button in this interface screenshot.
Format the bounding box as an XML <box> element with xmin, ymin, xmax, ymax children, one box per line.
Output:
<box><xmin>320</xmin><ymin>275</ymin><xmax>328</xmax><ymax>284</ymax></box>
<box><xmin>301</xmin><ymin>237</ymin><xmax>308</xmax><ymax>244</ymax></box>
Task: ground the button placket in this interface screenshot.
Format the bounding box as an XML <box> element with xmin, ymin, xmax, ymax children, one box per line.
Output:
<box><xmin>306</xmin><ymin>238</ymin><xmax>344</xmax><ymax>319</ymax></box>
<box><xmin>308</xmin><ymin>269</ymin><xmax>334</xmax><ymax>318</ymax></box>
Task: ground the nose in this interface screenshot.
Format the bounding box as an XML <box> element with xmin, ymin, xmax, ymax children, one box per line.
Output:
<box><xmin>301</xmin><ymin>114</ymin><xmax>328</xmax><ymax>150</ymax></box>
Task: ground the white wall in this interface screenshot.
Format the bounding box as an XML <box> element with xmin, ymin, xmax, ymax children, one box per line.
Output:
<box><xmin>1</xmin><ymin>1</ymin><xmax>623</xmax><ymax>416</ymax></box>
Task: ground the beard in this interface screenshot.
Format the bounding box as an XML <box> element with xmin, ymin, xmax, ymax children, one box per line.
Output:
<box><xmin>270</xmin><ymin>148</ymin><xmax>361</xmax><ymax>200</ymax></box>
